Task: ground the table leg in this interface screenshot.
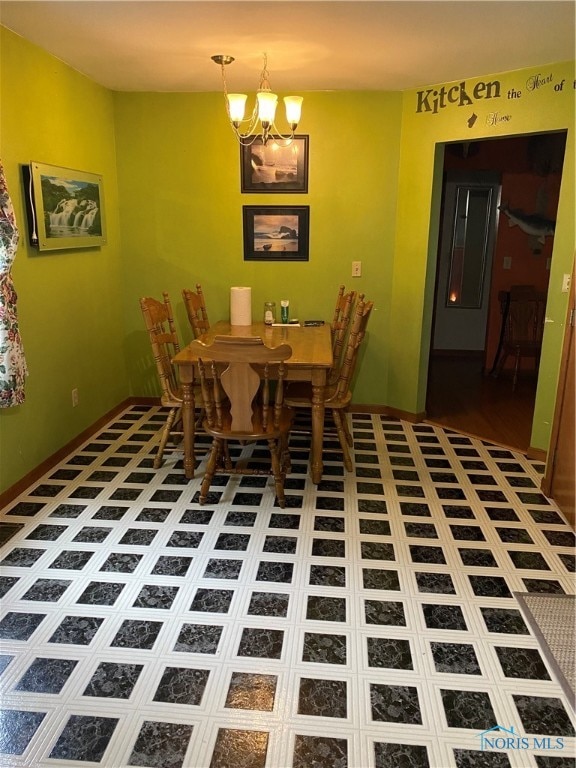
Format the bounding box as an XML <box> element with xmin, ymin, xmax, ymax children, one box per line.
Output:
<box><xmin>181</xmin><ymin>379</ymin><xmax>196</xmax><ymax>480</ymax></box>
<box><xmin>310</xmin><ymin>370</ymin><xmax>326</xmax><ymax>484</ymax></box>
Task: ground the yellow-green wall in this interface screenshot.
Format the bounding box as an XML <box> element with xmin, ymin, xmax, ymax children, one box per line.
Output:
<box><xmin>114</xmin><ymin>90</ymin><xmax>402</xmax><ymax>403</ymax></box>
<box><xmin>0</xmin><ymin>28</ymin><xmax>128</xmax><ymax>492</ymax></box>
<box><xmin>392</xmin><ymin>62</ymin><xmax>575</xmax><ymax>450</ymax></box>
<box><xmin>1</xmin><ymin>24</ymin><xmax>574</xmax><ymax>495</ymax></box>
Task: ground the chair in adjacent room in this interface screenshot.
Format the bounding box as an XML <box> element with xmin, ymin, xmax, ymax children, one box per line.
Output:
<box><xmin>495</xmin><ymin>284</ymin><xmax>546</xmax><ymax>391</ymax></box>
<box><xmin>286</xmin><ymin>296</ymin><xmax>374</xmax><ymax>471</ymax></box>
<box><xmin>140</xmin><ymin>292</ymin><xmax>185</xmax><ymax>468</ymax></box>
<box><xmin>190</xmin><ymin>335</ymin><xmax>293</xmax><ymax>508</ymax></box>
<box><xmin>182</xmin><ymin>284</ymin><xmax>210</xmax><ymax>338</ymax></box>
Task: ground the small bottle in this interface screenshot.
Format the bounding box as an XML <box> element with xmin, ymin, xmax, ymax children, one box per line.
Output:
<box><xmin>280</xmin><ymin>299</ymin><xmax>289</xmax><ymax>324</ymax></box>
<box><xmin>264</xmin><ymin>301</ymin><xmax>276</xmax><ymax>325</ymax></box>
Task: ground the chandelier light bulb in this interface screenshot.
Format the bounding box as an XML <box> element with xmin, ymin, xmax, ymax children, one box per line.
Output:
<box><xmin>212</xmin><ymin>53</ymin><xmax>303</xmax><ymax>146</ymax></box>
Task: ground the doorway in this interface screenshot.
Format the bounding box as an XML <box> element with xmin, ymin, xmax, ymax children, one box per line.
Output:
<box><xmin>426</xmin><ymin>132</ymin><xmax>567</xmax><ymax>452</ymax></box>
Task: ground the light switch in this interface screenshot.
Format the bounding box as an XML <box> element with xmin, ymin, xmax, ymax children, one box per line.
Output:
<box><xmin>561</xmin><ymin>273</ymin><xmax>571</xmax><ymax>293</ymax></box>
<box><xmin>503</xmin><ymin>256</ymin><xmax>512</xmax><ymax>270</ymax></box>
<box><xmin>352</xmin><ymin>261</ymin><xmax>361</xmax><ymax>277</ymax></box>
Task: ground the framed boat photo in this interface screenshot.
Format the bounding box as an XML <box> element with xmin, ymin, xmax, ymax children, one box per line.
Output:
<box><xmin>240</xmin><ymin>136</ymin><xmax>309</xmax><ymax>193</ymax></box>
<box><xmin>243</xmin><ymin>205</ymin><xmax>310</xmax><ymax>262</ymax></box>
<box><xmin>24</xmin><ymin>161</ymin><xmax>106</xmax><ymax>251</ymax></box>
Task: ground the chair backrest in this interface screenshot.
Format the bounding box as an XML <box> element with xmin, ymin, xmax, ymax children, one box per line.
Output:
<box><xmin>182</xmin><ymin>284</ymin><xmax>210</xmax><ymax>338</ymax></box>
<box><xmin>140</xmin><ymin>293</ymin><xmax>181</xmax><ymax>403</ymax></box>
<box><xmin>189</xmin><ymin>336</ymin><xmax>292</xmax><ymax>434</ymax></box>
<box><xmin>331</xmin><ymin>285</ymin><xmax>358</xmax><ymax>360</ymax></box>
<box><xmin>505</xmin><ymin>285</ymin><xmax>546</xmax><ymax>346</ymax></box>
<box><xmin>333</xmin><ymin>296</ymin><xmax>374</xmax><ymax>400</ymax></box>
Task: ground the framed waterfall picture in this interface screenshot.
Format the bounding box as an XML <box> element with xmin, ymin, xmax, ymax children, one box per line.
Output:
<box><xmin>24</xmin><ymin>161</ymin><xmax>106</xmax><ymax>251</ymax></box>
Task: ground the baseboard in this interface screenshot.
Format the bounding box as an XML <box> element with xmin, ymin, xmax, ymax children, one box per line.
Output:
<box><xmin>0</xmin><ymin>397</ymin><xmax>160</xmax><ymax>511</ymax></box>
<box><xmin>527</xmin><ymin>446</ymin><xmax>547</xmax><ymax>463</ymax></box>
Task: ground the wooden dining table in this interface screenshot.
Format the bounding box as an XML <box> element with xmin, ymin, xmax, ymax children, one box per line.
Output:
<box><xmin>172</xmin><ymin>320</ymin><xmax>334</xmax><ymax>484</ymax></box>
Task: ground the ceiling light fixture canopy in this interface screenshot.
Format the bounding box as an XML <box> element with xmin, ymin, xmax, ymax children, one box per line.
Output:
<box><xmin>211</xmin><ymin>53</ymin><xmax>302</xmax><ymax>146</ymax></box>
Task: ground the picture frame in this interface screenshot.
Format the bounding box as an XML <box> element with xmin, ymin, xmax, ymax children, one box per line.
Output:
<box><xmin>240</xmin><ymin>136</ymin><xmax>309</xmax><ymax>193</ymax></box>
<box><xmin>243</xmin><ymin>205</ymin><xmax>310</xmax><ymax>262</ymax></box>
<box><xmin>23</xmin><ymin>161</ymin><xmax>106</xmax><ymax>251</ymax></box>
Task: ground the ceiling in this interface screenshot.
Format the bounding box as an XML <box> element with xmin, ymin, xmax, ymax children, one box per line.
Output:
<box><xmin>0</xmin><ymin>1</ymin><xmax>574</xmax><ymax>93</ymax></box>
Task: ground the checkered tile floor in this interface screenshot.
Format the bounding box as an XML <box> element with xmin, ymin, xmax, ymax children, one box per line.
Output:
<box><xmin>0</xmin><ymin>405</ymin><xmax>574</xmax><ymax>767</ymax></box>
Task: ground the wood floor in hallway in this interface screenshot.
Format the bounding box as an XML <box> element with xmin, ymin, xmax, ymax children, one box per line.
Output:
<box><xmin>425</xmin><ymin>354</ymin><xmax>538</xmax><ymax>453</ymax></box>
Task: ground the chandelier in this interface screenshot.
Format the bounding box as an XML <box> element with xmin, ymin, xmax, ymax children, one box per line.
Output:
<box><xmin>211</xmin><ymin>53</ymin><xmax>303</xmax><ymax>146</ymax></box>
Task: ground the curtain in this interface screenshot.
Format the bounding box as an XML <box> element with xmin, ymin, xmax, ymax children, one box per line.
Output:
<box><xmin>0</xmin><ymin>160</ymin><xmax>28</xmax><ymax>406</ymax></box>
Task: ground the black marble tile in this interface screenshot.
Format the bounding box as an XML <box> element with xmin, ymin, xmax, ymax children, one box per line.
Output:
<box><xmin>298</xmin><ymin>677</ymin><xmax>347</xmax><ymax>718</ymax></box>
<box><xmin>362</xmin><ymin>568</ymin><xmax>401</xmax><ymax>591</ymax></box>
<box><xmin>263</xmin><ymin>535</ymin><xmax>298</xmax><ymax>554</ymax></box>
<box><xmin>153</xmin><ymin>666</ymin><xmax>210</xmax><ymax>705</ymax></box>
<box><xmin>225</xmin><ymin>671</ymin><xmax>277</xmax><ymax>711</ymax></box>
<box><xmin>422</xmin><ymin>603</ymin><xmax>468</xmax><ymax>631</ymax></box>
<box><xmin>209</xmin><ymin>728</ymin><xmax>269</xmax><ymax>768</ymax></box>
<box><xmin>415</xmin><ymin>572</ymin><xmax>456</xmax><ymax>594</ymax></box>
<box><xmin>100</xmin><ymin>552</ymin><xmax>143</xmax><ymax>573</ymax></box>
<box><xmin>312</xmin><ymin>538</ymin><xmax>346</xmax><ymax>557</ymax></box>
<box><xmin>72</xmin><ymin>526</ymin><xmax>112</xmax><ymax>543</ymax></box>
<box><xmin>495</xmin><ymin>646</ymin><xmax>551</xmax><ymax>680</ymax></box>
<box><xmin>507</xmin><ymin>550</ymin><xmax>550</xmax><ymax>570</ymax></box>
<box><xmin>25</xmin><ymin>524</ymin><xmax>67</xmax><ymax>541</ymax></box>
<box><xmin>358</xmin><ymin>499</ymin><xmax>388</xmax><ymax>514</ymax></box>
<box><xmin>496</xmin><ymin>527</ymin><xmax>534</xmax><ymax>544</ymax></box>
<box><xmin>237</xmin><ymin>627</ymin><xmax>284</xmax><ymax>659</ymax></box>
<box><xmin>190</xmin><ymin>588</ymin><xmax>234</xmax><ymax>613</ymax></box>
<box><xmin>0</xmin><ymin>656</ymin><xmax>13</xmax><ymax>676</ymax></box>
<box><xmin>293</xmin><ymin>734</ymin><xmax>348</xmax><ymax>768</ymax></box>
<box><xmin>0</xmin><ymin>576</ymin><xmax>18</xmax><ymax>598</ymax></box>
<box><xmin>529</xmin><ymin>509</ymin><xmax>564</xmax><ymax>525</ymax></box>
<box><xmin>49</xmin><ymin>549</ymin><xmax>94</xmax><ymax>570</ymax></box>
<box><xmin>0</xmin><ymin>547</ymin><xmax>46</xmax><ymax>568</ymax></box>
<box><xmin>111</xmin><ymin>619</ymin><xmax>163</xmax><ymax>649</ymax></box>
<box><xmin>453</xmin><ymin>749</ymin><xmax>511</xmax><ymax>768</ymax></box>
<box><xmin>557</xmin><ymin>553</ymin><xmax>576</xmax><ymax>572</ymax></box>
<box><xmin>484</xmin><ymin>507</ymin><xmax>520</xmax><ymax>522</ymax></box>
<box><xmin>303</xmin><ymin>631</ymin><xmax>347</xmax><ymax>664</ymax></box>
<box><xmin>516</xmin><ymin>492</ymin><xmax>550</xmax><ymax>505</ymax></box>
<box><xmin>404</xmin><ymin>522</ymin><xmax>438</xmax><ymax>538</ymax></box>
<box><xmin>314</xmin><ymin>515</ymin><xmax>345</xmax><ymax>532</ymax></box>
<box><xmin>441</xmin><ymin>689</ymin><xmax>497</xmax><ymax>730</ymax></box>
<box><xmin>203</xmin><ymin>558</ymin><xmax>243</xmax><ymax>579</ymax></box>
<box><xmin>7</xmin><ymin>502</ymin><xmax>47</xmax><ymax>516</ymax></box>
<box><xmin>367</xmin><ymin>636</ymin><xmax>412</xmax><ymax>669</ymax></box>
<box><xmin>431</xmin><ymin>642</ymin><xmax>481</xmax><ymax>674</ymax></box>
<box><xmin>92</xmin><ymin>505</ymin><xmax>129</xmax><ymax>520</ymax></box>
<box><xmin>397</xmin><ymin>484</ymin><xmax>426</xmax><ymax>498</ymax></box>
<box><xmin>269</xmin><ymin>513</ymin><xmax>301</xmax><ymax>529</ymax></box>
<box><xmin>0</xmin><ymin>611</ymin><xmax>46</xmax><ymax>640</ymax></box>
<box><xmin>513</xmin><ymin>695</ymin><xmax>575</xmax><ymax>736</ymax></box>
<box><xmin>49</xmin><ymin>714</ymin><xmax>119</xmax><ymax>761</ymax></box>
<box><xmin>118</xmin><ymin>528</ymin><xmax>158</xmax><ymax>546</ymax></box>
<box><xmin>48</xmin><ymin>615</ymin><xmax>105</xmax><ymax>645</ymax></box>
<box><xmin>458</xmin><ymin>548</ymin><xmax>498</xmax><ymax>567</ymax></box>
<box><xmin>77</xmin><ymin>581</ymin><xmax>125</xmax><ymax>605</ymax></box>
<box><xmin>450</xmin><ymin>524</ymin><xmax>486</xmax><ymax>541</ymax></box>
<box><xmin>128</xmin><ymin>721</ymin><xmax>194</xmax><ymax>768</ymax></box>
<box><xmin>83</xmin><ymin>661</ymin><xmax>143</xmax><ymax>698</ymax></box>
<box><xmin>21</xmin><ymin>578</ymin><xmax>71</xmax><ymax>602</ymax></box>
<box><xmin>0</xmin><ymin>709</ymin><xmax>46</xmax><ymax>755</ymax></box>
<box><xmin>248</xmin><ymin>592</ymin><xmax>290</xmax><ymax>617</ymax></box>
<box><xmin>370</xmin><ymin>683</ymin><xmax>422</xmax><ymax>724</ymax></box>
<box><xmin>316</xmin><ymin>496</ymin><xmax>346</xmax><ymax>511</ymax></box>
<box><xmin>166</xmin><ymin>530</ymin><xmax>204</xmax><ymax>548</ymax></box>
<box><xmin>480</xmin><ymin>608</ymin><xmax>530</xmax><ymax>635</ymax></box>
<box><xmin>543</xmin><ymin>530</ymin><xmax>576</xmax><ymax>547</ymax></box>
<box><xmin>468</xmin><ymin>575</ymin><xmax>512</xmax><ymax>598</ymax></box>
<box><xmin>409</xmin><ymin>545</ymin><xmax>446</xmax><ymax>564</ymax></box>
<box><xmin>15</xmin><ymin>657</ymin><xmax>78</xmax><ymax>693</ymax></box>
<box><xmin>361</xmin><ymin>541</ymin><xmax>395</xmax><ymax>560</ymax></box>
<box><xmin>359</xmin><ymin>519</ymin><xmax>391</xmax><ymax>536</ymax></box>
<box><xmin>133</xmin><ymin>584</ymin><xmax>180</xmax><ymax>608</ymax></box>
<box><xmin>225</xmin><ymin>510</ymin><xmax>256</xmax><ymax>526</ymax></box>
<box><xmin>477</xmin><ymin>490</ymin><xmax>508</xmax><ymax>503</ymax></box>
<box><xmin>523</xmin><ymin>578</ymin><xmax>565</xmax><ymax>594</ymax></box>
<box><xmin>0</xmin><ymin>522</ymin><xmax>25</xmax><ymax>546</ymax></box>
<box><xmin>49</xmin><ymin>503</ymin><xmax>86</xmax><ymax>518</ymax></box>
<box><xmin>400</xmin><ymin>502</ymin><xmax>431</xmax><ymax>517</ymax></box>
<box><xmin>375</xmin><ymin>742</ymin><xmax>429</xmax><ymax>768</ymax></box>
<box><xmin>309</xmin><ymin>564</ymin><xmax>346</xmax><ymax>587</ymax></box>
<box><xmin>256</xmin><ymin>560</ymin><xmax>294</xmax><ymax>583</ymax></box>
<box><xmin>136</xmin><ymin>508</ymin><xmax>171</xmax><ymax>523</ymax></box>
<box><xmin>174</xmin><ymin>623</ymin><xmax>223</xmax><ymax>654</ymax></box>
<box><xmin>365</xmin><ymin>599</ymin><xmax>406</xmax><ymax>626</ymax></box>
<box><xmin>534</xmin><ymin>756</ymin><xmax>576</xmax><ymax>768</ymax></box>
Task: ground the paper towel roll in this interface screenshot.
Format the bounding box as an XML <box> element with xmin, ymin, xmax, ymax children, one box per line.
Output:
<box><xmin>230</xmin><ymin>286</ymin><xmax>252</xmax><ymax>326</ymax></box>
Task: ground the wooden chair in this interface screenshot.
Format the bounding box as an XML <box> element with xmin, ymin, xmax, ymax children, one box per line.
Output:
<box><xmin>286</xmin><ymin>296</ymin><xmax>374</xmax><ymax>471</ymax></box>
<box><xmin>495</xmin><ymin>285</ymin><xmax>546</xmax><ymax>391</ymax></box>
<box><xmin>331</xmin><ymin>285</ymin><xmax>358</xmax><ymax>379</ymax></box>
<box><xmin>190</xmin><ymin>335</ymin><xmax>293</xmax><ymax>508</ymax></box>
<box><xmin>182</xmin><ymin>284</ymin><xmax>210</xmax><ymax>338</ymax></box>
<box><xmin>140</xmin><ymin>292</ymin><xmax>184</xmax><ymax>468</ymax></box>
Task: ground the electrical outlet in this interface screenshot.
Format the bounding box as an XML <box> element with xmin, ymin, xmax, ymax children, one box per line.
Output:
<box><xmin>352</xmin><ymin>261</ymin><xmax>362</xmax><ymax>277</ymax></box>
<box><xmin>71</xmin><ymin>388</ymin><xmax>79</xmax><ymax>407</ymax></box>
<box><xmin>561</xmin><ymin>273</ymin><xmax>571</xmax><ymax>293</ymax></box>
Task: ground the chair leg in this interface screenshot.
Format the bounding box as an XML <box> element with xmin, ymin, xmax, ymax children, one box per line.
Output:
<box><xmin>268</xmin><ymin>439</ymin><xmax>286</xmax><ymax>509</ymax></box>
<box><xmin>341</xmin><ymin>411</ymin><xmax>353</xmax><ymax>447</ymax></box>
<box><xmin>155</xmin><ymin>407</ymin><xmax>178</xmax><ymax>468</ymax></box>
<box><xmin>200</xmin><ymin>439</ymin><xmax>221</xmax><ymax>505</ymax></box>
<box><xmin>512</xmin><ymin>350</ymin><xmax>520</xmax><ymax>392</ymax></box>
<box><xmin>333</xmin><ymin>411</ymin><xmax>353</xmax><ymax>472</ymax></box>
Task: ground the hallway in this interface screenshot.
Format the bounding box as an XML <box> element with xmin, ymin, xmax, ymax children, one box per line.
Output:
<box><xmin>426</xmin><ymin>355</ymin><xmax>538</xmax><ymax>453</ymax></box>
